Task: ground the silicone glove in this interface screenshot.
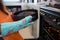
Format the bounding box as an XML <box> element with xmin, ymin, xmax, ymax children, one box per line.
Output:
<box><xmin>1</xmin><ymin>16</ymin><xmax>32</xmax><ymax>36</ymax></box>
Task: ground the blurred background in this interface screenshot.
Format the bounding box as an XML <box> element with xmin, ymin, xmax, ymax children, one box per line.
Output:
<box><xmin>2</xmin><ymin>0</ymin><xmax>60</xmax><ymax>40</ymax></box>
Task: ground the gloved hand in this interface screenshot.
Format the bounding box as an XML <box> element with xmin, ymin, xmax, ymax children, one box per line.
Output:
<box><xmin>1</xmin><ymin>16</ymin><xmax>32</xmax><ymax>36</ymax></box>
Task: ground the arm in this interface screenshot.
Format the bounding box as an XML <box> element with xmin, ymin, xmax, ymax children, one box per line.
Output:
<box><xmin>2</xmin><ymin>3</ymin><xmax>12</xmax><ymax>15</ymax></box>
<box><xmin>3</xmin><ymin>4</ymin><xmax>9</xmax><ymax>14</ymax></box>
<box><xmin>0</xmin><ymin>16</ymin><xmax>32</xmax><ymax>36</ymax></box>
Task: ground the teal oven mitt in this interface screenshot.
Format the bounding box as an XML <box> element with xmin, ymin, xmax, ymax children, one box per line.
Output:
<box><xmin>1</xmin><ymin>16</ymin><xmax>32</xmax><ymax>36</ymax></box>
